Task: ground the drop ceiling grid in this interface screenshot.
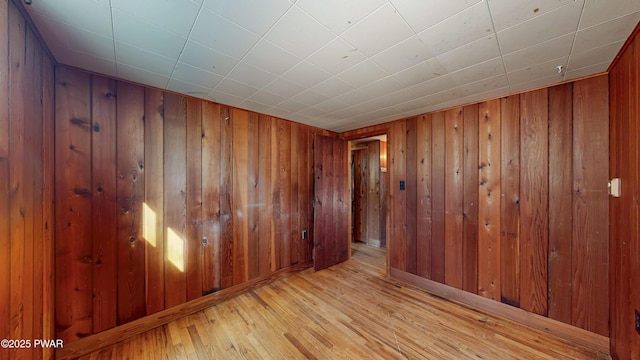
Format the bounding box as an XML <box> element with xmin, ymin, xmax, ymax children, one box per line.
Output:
<box><xmin>22</xmin><ymin>0</ymin><xmax>640</xmax><ymax>131</ymax></box>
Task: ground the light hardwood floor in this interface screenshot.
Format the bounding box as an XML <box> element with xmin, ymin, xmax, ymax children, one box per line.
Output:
<box><xmin>80</xmin><ymin>243</ymin><xmax>610</xmax><ymax>359</ymax></box>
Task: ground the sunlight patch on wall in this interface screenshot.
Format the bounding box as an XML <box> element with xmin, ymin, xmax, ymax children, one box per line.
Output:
<box><xmin>167</xmin><ymin>227</ymin><xmax>185</xmax><ymax>272</ymax></box>
<box><xmin>143</xmin><ymin>203</ymin><xmax>157</xmax><ymax>247</ymax></box>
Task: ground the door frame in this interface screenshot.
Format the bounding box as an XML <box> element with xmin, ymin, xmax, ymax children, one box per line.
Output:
<box><xmin>340</xmin><ymin>129</ymin><xmax>390</xmax><ymax>275</ymax></box>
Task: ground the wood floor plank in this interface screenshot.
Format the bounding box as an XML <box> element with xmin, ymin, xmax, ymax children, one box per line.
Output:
<box><xmin>80</xmin><ymin>244</ymin><xmax>611</xmax><ymax>360</ymax></box>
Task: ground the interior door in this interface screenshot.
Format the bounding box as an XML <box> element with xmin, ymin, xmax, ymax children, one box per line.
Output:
<box><xmin>313</xmin><ymin>134</ymin><xmax>349</xmax><ymax>271</ymax></box>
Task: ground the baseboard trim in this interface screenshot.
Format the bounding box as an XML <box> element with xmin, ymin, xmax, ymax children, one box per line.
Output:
<box><xmin>389</xmin><ymin>268</ymin><xmax>610</xmax><ymax>356</ymax></box>
<box><xmin>56</xmin><ymin>261</ymin><xmax>313</xmax><ymax>360</ymax></box>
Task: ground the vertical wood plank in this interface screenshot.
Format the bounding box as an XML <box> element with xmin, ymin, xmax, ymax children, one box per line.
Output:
<box><xmin>379</xmin><ymin>141</ymin><xmax>387</xmax><ymax>249</ymax></box>
<box><xmin>247</xmin><ymin>112</ymin><xmax>260</xmax><ymax>279</ymax></box>
<box><xmin>0</xmin><ymin>0</ymin><xmax>7</xmax><ymax>158</ymax></box>
<box><xmin>416</xmin><ymin>115</ymin><xmax>432</xmax><ymax>278</ymax></box>
<box><xmin>389</xmin><ymin>120</ymin><xmax>407</xmax><ymax>271</ymax></box>
<box><xmin>572</xmin><ymin>76</ymin><xmax>609</xmax><ymax>336</ymax></box>
<box><xmin>219</xmin><ymin>106</ymin><xmax>234</xmax><ymax>288</ymax></box>
<box><xmin>270</xmin><ymin>117</ymin><xmax>280</xmax><ymax>272</ymax></box>
<box><xmin>431</xmin><ymin>113</ymin><xmax>445</xmax><ymax>282</ymax></box>
<box><xmin>353</xmin><ymin>149</ymin><xmax>366</xmax><ymax>242</ymax></box>
<box><xmin>54</xmin><ymin>66</ymin><xmax>93</xmax><ymax>341</ymax></box>
<box><xmin>186</xmin><ymin>98</ymin><xmax>203</xmax><ymax>301</ymax></box>
<box><xmin>144</xmin><ymin>88</ymin><xmax>165</xmax><ymax>314</ymax></box>
<box><xmin>367</xmin><ymin>141</ymin><xmax>381</xmax><ymax>246</ymax></box>
<box><xmin>631</xmin><ymin>39</ymin><xmax>640</xmax><ymax>360</ymax></box>
<box><xmin>257</xmin><ymin>114</ymin><xmax>273</xmax><ymax>276</ymax></box>
<box><xmin>116</xmin><ymin>81</ymin><xmax>146</xmax><ymax>323</ymax></box>
<box><xmin>41</xmin><ymin>54</ymin><xmax>55</xmax><ymax>360</ymax></box>
<box><xmin>9</xmin><ymin>5</ymin><xmax>28</xmax><ymax>349</ymax></box>
<box><xmin>278</xmin><ymin>120</ymin><xmax>292</xmax><ymax>268</ymax></box>
<box><xmin>290</xmin><ymin>122</ymin><xmax>300</xmax><ymax>265</ymax></box>
<box><xmin>91</xmin><ymin>75</ymin><xmax>118</xmax><ymax>332</ymax></box>
<box><xmin>405</xmin><ymin>118</ymin><xmax>418</xmax><ymax>275</ymax></box>
<box><xmin>22</xmin><ymin>28</ymin><xmax>36</xmax><ymax>355</ymax></box>
<box><xmin>333</xmin><ymin>136</ymin><xmax>350</xmax><ymax>265</ymax></box>
<box><xmin>444</xmin><ymin>108</ymin><xmax>464</xmax><ymax>289</ymax></box>
<box><xmin>478</xmin><ymin>99</ymin><xmax>501</xmax><ymax>300</ymax></box>
<box><xmin>313</xmin><ymin>134</ymin><xmax>333</xmax><ymax>270</ymax></box>
<box><xmin>462</xmin><ymin>104</ymin><xmax>479</xmax><ymax>294</ymax></box>
<box><xmin>548</xmin><ymin>83</ymin><xmax>573</xmax><ymax>324</ymax></box>
<box><xmin>298</xmin><ymin>126</ymin><xmax>312</xmax><ymax>262</ymax></box>
<box><xmin>163</xmin><ymin>93</ymin><xmax>187</xmax><ymax>308</ymax></box>
<box><xmin>519</xmin><ymin>88</ymin><xmax>549</xmax><ymax>316</ymax></box>
<box><xmin>0</xmin><ymin>160</ymin><xmax>9</xmax><ymax>350</ymax></box>
<box><xmin>500</xmin><ymin>95</ymin><xmax>520</xmax><ymax>307</ymax></box>
<box><xmin>232</xmin><ymin>108</ymin><xmax>249</xmax><ymax>285</ymax></box>
<box><xmin>202</xmin><ymin>102</ymin><xmax>221</xmax><ymax>293</ymax></box>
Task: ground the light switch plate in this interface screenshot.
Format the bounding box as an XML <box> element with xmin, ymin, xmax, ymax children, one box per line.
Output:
<box><xmin>609</xmin><ymin>178</ymin><xmax>621</xmax><ymax>197</ymax></box>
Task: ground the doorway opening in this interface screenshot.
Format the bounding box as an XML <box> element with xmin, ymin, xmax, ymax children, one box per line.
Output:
<box><xmin>350</xmin><ymin>135</ymin><xmax>388</xmax><ymax>250</ymax></box>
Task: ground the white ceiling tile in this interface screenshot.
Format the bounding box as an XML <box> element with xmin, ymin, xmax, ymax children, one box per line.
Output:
<box><xmin>190</xmin><ymin>7</ymin><xmax>260</xmax><ymax>59</ymax></box>
<box><xmin>564</xmin><ymin>61</ymin><xmax>610</xmax><ymax>81</ymax></box>
<box><xmin>207</xmin><ymin>90</ymin><xmax>244</xmax><ymax>107</ymax></box>
<box><xmin>242</xmin><ymin>40</ymin><xmax>302</xmax><ymax>76</ymax></box>
<box><xmin>314</xmin><ymin>98</ymin><xmax>349</xmax><ymax>113</ymax></box>
<box><xmin>262</xmin><ymin>78</ymin><xmax>306</xmax><ymax>98</ymax></box>
<box><xmin>264</xmin><ymin>6</ymin><xmax>334</xmax><ymax>58</ymax></box>
<box><xmin>507</xmin><ymin>56</ymin><xmax>567</xmax><ymax>86</ymax></box>
<box><xmin>238</xmin><ymin>100</ymin><xmax>272</xmax><ymax>114</ymax></box>
<box><xmin>307</xmin><ymin>38</ymin><xmax>367</xmax><ymax>75</ymax></box>
<box><xmin>171</xmin><ymin>62</ymin><xmax>223</xmax><ymax>89</ymax></box>
<box><xmin>226</xmin><ymin>62</ymin><xmax>278</xmax><ymax>89</ymax></box>
<box><xmin>449</xmin><ymin>57</ymin><xmax>505</xmax><ymax>85</ymax></box>
<box><xmin>340</xmin><ymin>3</ymin><xmax>414</xmax><ymax>57</ymax></box>
<box><xmin>371</xmin><ymin>36</ymin><xmax>436</xmax><ymax>74</ymax></box>
<box><xmin>267</xmin><ymin>108</ymin><xmax>295</xmax><ymax>120</ymax></box>
<box><xmin>273</xmin><ymin>99</ymin><xmax>308</xmax><ymax>113</ymax></box>
<box><xmin>509</xmin><ymin>74</ymin><xmax>561</xmax><ymax>93</ymax></box>
<box><xmin>203</xmin><ymin>0</ymin><xmax>292</xmax><ymax>36</ymax></box>
<box><xmin>115</xmin><ymin>42</ymin><xmax>176</xmax><ymax>76</ymax></box>
<box><xmin>436</xmin><ymin>35</ymin><xmax>500</xmax><ymax>73</ymax></box>
<box><xmin>214</xmin><ymin>78</ymin><xmax>259</xmax><ymax>98</ymax></box>
<box><xmin>29</xmin><ymin>14</ymin><xmax>115</xmax><ymax>60</ymax></box>
<box><xmin>329</xmin><ymin>107</ymin><xmax>362</xmax><ymax>119</ymax></box>
<box><xmin>296</xmin><ymin>106</ymin><xmax>329</xmax><ymax>118</ymax></box>
<box><xmin>280</xmin><ymin>61</ymin><xmax>332</xmax><ymax>88</ymax></box>
<box><xmin>454</xmin><ymin>86</ymin><xmax>512</xmax><ymax>107</ymax></box>
<box><xmin>167</xmin><ymin>79</ymin><xmax>211</xmax><ymax>98</ymax></box>
<box><xmin>572</xmin><ymin>12</ymin><xmax>640</xmax><ymax>54</ymax></box>
<box><xmin>349</xmin><ymin>99</ymin><xmax>388</xmax><ymax>114</ymax></box>
<box><xmin>391</xmin><ymin>0</ymin><xmax>482</xmax><ymax>34</ymax></box>
<box><xmin>392</xmin><ymin>58</ymin><xmax>447</xmax><ymax>87</ymax></box>
<box><xmin>459</xmin><ymin>74</ymin><xmax>510</xmax><ymax>97</ymax></box>
<box><xmin>296</xmin><ymin>0</ymin><xmax>386</xmax><ymax>34</ymax></box>
<box><xmin>337</xmin><ymin>60</ymin><xmax>387</xmax><ymax>87</ymax></box>
<box><xmin>376</xmin><ymin>87</ymin><xmax>421</xmax><ymax>107</ymax></box>
<box><xmin>568</xmin><ymin>40</ymin><xmax>624</xmax><ymax>72</ymax></box>
<box><xmin>337</xmin><ymin>89</ymin><xmax>373</xmax><ymax>107</ymax></box>
<box><xmin>407</xmin><ymin>74</ymin><xmax>456</xmax><ymax>96</ymax></box>
<box><xmin>247</xmin><ymin>91</ymin><xmax>288</xmax><ymax>107</ymax></box>
<box><xmin>290</xmin><ymin>90</ymin><xmax>331</xmax><ymax>107</ymax></box>
<box><xmin>54</xmin><ymin>49</ymin><xmax>117</xmax><ymax>78</ymax></box>
<box><xmin>111</xmin><ymin>0</ymin><xmax>201</xmax><ymax>37</ymax></box>
<box><xmin>117</xmin><ymin>63</ymin><xmax>170</xmax><ymax>89</ymax></box>
<box><xmin>113</xmin><ymin>10</ymin><xmax>186</xmax><ymax>60</ymax></box>
<box><xmin>422</xmin><ymin>87</ymin><xmax>464</xmax><ymax>105</ymax></box>
<box><xmin>580</xmin><ymin>0</ymin><xmax>640</xmax><ymax>29</ymax></box>
<box><xmin>488</xmin><ymin>0</ymin><xmax>577</xmax><ymax>32</ymax></box>
<box><xmin>24</xmin><ymin>0</ymin><xmax>113</xmax><ymax>37</ymax></box>
<box><xmin>418</xmin><ymin>1</ymin><xmax>494</xmax><ymax>55</ymax></box>
<box><xmin>310</xmin><ymin>77</ymin><xmax>356</xmax><ymax>98</ymax></box>
<box><xmin>359</xmin><ymin>76</ymin><xmax>407</xmax><ymax>98</ymax></box>
<box><xmin>502</xmin><ymin>33</ymin><xmax>574</xmax><ymax>72</ymax></box>
<box><xmin>393</xmin><ymin>95</ymin><xmax>431</xmax><ymax>113</ymax></box>
<box><xmin>497</xmin><ymin>1</ymin><xmax>583</xmax><ymax>54</ymax></box>
<box><xmin>179</xmin><ymin>41</ymin><xmax>239</xmax><ymax>76</ymax></box>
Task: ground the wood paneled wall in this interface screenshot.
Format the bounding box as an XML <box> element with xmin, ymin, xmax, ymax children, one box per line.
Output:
<box><xmin>352</xmin><ymin>140</ymin><xmax>386</xmax><ymax>248</ymax></box>
<box><xmin>609</xmin><ymin>23</ymin><xmax>640</xmax><ymax>360</ymax></box>
<box><xmin>341</xmin><ymin>76</ymin><xmax>610</xmax><ymax>336</ymax></box>
<box><xmin>53</xmin><ymin>65</ymin><xmax>332</xmax><ymax>344</ymax></box>
<box><xmin>0</xmin><ymin>1</ymin><xmax>55</xmax><ymax>359</ymax></box>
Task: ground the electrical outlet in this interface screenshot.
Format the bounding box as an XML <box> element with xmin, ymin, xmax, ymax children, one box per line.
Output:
<box><xmin>635</xmin><ymin>309</ymin><xmax>640</xmax><ymax>334</ymax></box>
